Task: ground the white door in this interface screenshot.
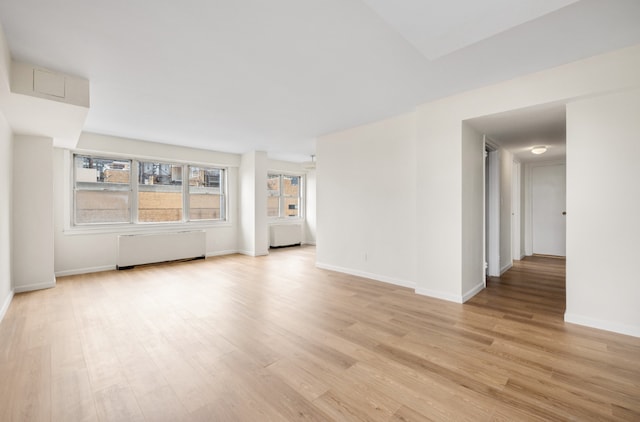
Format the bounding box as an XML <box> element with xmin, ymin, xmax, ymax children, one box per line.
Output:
<box><xmin>532</xmin><ymin>163</ymin><xmax>566</xmax><ymax>256</ymax></box>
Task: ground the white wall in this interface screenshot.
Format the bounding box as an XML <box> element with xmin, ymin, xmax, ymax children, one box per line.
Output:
<box><xmin>13</xmin><ymin>135</ymin><xmax>55</xmax><ymax>291</ymax></box>
<box><xmin>317</xmin><ymin>44</ymin><xmax>640</xmax><ymax>334</ymax></box>
<box><xmin>0</xmin><ymin>22</ymin><xmax>12</xmax><ymax>321</ymax></box>
<box><xmin>53</xmin><ymin>132</ymin><xmax>241</xmax><ymax>275</ymax></box>
<box><xmin>317</xmin><ymin>112</ymin><xmax>416</xmax><ymax>288</ymax></box>
<box><xmin>414</xmin><ymin>44</ymin><xmax>640</xmax><ymax>307</ymax></box>
<box><xmin>565</xmin><ymin>89</ymin><xmax>640</xmax><ymax>337</ymax></box>
<box><xmin>499</xmin><ymin>149</ymin><xmax>513</xmax><ymax>273</ymax></box>
<box><xmin>461</xmin><ymin>122</ymin><xmax>485</xmax><ymax>299</ymax></box>
<box><xmin>0</xmin><ymin>113</ymin><xmax>13</xmax><ymax>320</ymax></box>
<box><xmin>305</xmin><ymin>169</ymin><xmax>317</xmax><ymax>245</ymax></box>
<box><xmin>238</xmin><ymin>151</ymin><xmax>268</xmax><ymax>256</ymax></box>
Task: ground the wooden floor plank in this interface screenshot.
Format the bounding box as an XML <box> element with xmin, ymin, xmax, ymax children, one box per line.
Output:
<box><xmin>0</xmin><ymin>248</ymin><xmax>638</xmax><ymax>421</ymax></box>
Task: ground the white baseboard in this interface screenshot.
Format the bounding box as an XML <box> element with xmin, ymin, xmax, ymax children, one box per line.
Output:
<box><xmin>415</xmin><ymin>287</ymin><xmax>463</xmax><ymax>304</ymax></box>
<box><xmin>0</xmin><ymin>289</ymin><xmax>14</xmax><ymax>322</ymax></box>
<box><xmin>206</xmin><ymin>249</ymin><xmax>238</xmax><ymax>258</ymax></box>
<box><xmin>500</xmin><ymin>262</ymin><xmax>513</xmax><ymax>275</ymax></box>
<box><xmin>302</xmin><ymin>241</ymin><xmax>316</xmax><ymax>246</ymax></box>
<box><xmin>462</xmin><ymin>281</ymin><xmax>485</xmax><ymax>303</ymax></box>
<box><xmin>564</xmin><ymin>312</ymin><xmax>640</xmax><ymax>338</ymax></box>
<box><xmin>55</xmin><ymin>252</ymin><xmax>239</xmax><ymax>277</ymax></box>
<box><xmin>14</xmin><ymin>280</ymin><xmax>56</xmax><ymax>293</ymax></box>
<box><xmin>55</xmin><ymin>265</ymin><xmax>116</xmax><ymax>277</ymax></box>
<box><xmin>315</xmin><ymin>262</ymin><xmax>415</xmax><ymax>289</ymax></box>
<box><xmin>238</xmin><ymin>250</ymin><xmax>269</xmax><ymax>257</ymax></box>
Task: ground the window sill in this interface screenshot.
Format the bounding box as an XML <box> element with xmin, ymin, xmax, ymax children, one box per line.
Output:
<box><xmin>268</xmin><ymin>219</ymin><xmax>305</xmax><ymax>225</ymax></box>
<box><xmin>63</xmin><ymin>220</ymin><xmax>233</xmax><ymax>236</ymax></box>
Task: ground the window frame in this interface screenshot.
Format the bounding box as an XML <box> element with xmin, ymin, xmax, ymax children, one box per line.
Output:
<box><xmin>267</xmin><ymin>172</ymin><xmax>304</xmax><ymax>220</ymax></box>
<box><xmin>70</xmin><ymin>151</ymin><xmax>229</xmax><ymax>231</ymax></box>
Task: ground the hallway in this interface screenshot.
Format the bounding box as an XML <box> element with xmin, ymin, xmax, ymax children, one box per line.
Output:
<box><xmin>468</xmin><ymin>255</ymin><xmax>566</xmax><ymax>322</ymax></box>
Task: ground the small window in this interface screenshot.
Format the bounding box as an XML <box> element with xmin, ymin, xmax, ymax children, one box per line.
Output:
<box><xmin>138</xmin><ymin>161</ymin><xmax>183</xmax><ymax>223</ymax></box>
<box><xmin>267</xmin><ymin>173</ymin><xmax>303</xmax><ymax>218</ymax></box>
<box><xmin>189</xmin><ymin>166</ymin><xmax>225</xmax><ymax>221</ymax></box>
<box><xmin>74</xmin><ymin>155</ymin><xmax>131</xmax><ymax>225</ymax></box>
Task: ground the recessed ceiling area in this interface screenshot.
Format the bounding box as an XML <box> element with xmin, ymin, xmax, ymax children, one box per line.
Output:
<box><xmin>360</xmin><ymin>0</ymin><xmax>579</xmax><ymax>60</ymax></box>
<box><xmin>467</xmin><ymin>104</ymin><xmax>566</xmax><ymax>163</ymax></box>
<box><xmin>0</xmin><ymin>1</ymin><xmax>639</xmax><ymax>161</ymax></box>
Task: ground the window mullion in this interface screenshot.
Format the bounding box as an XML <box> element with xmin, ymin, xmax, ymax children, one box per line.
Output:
<box><xmin>131</xmin><ymin>160</ymin><xmax>139</xmax><ymax>224</ymax></box>
<box><xmin>278</xmin><ymin>175</ymin><xmax>284</xmax><ymax>218</ymax></box>
<box><xmin>183</xmin><ymin>164</ymin><xmax>189</xmax><ymax>222</ymax></box>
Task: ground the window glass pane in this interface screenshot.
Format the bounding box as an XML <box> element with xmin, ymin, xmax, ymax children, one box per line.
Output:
<box><xmin>75</xmin><ymin>190</ymin><xmax>130</xmax><ymax>224</ymax></box>
<box><xmin>138</xmin><ymin>162</ymin><xmax>183</xmax><ymax>223</ymax></box>
<box><xmin>75</xmin><ymin>155</ymin><xmax>130</xmax><ymax>189</ymax></box>
<box><xmin>267</xmin><ymin>174</ymin><xmax>280</xmax><ymax>196</ymax></box>
<box><xmin>74</xmin><ymin>155</ymin><xmax>131</xmax><ymax>224</ymax></box>
<box><xmin>267</xmin><ymin>196</ymin><xmax>280</xmax><ymax>217</ymax></box>
<box><xmin>284</xmin><ymin>197</ymin><xmax>299</xmax><ymax>218</ymax></box>
<box><xmin>190</xmin><ymin>194</ymin><xmax>222</xmax><ymax>220</ymax></box>
<box><xmin>189</xmin><ymin>166</ymin><xmax>224</xmax><ymax>221</ymax></box>
<box><xmin>283</xmin><ymin>175</ymin><xmax>300</xmax><ymax>198</ymax></box>
<box><xmin>192</xmin><ymin>167</ymin><xmax>220</xmax><ymax>188</ymax></box>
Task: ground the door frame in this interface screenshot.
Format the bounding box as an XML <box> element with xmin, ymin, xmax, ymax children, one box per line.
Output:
<box><xmin>484</xmin><ymin>137</ymin><xmax>500</xmax><ymax>278</ymax></box>
<box><xmin>512</xmin><ymin>160</ymin><xmax>522</xmax><ymax>260</ymax></box>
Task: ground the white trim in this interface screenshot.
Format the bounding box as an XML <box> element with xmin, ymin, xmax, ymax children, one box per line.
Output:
<box><xmin>206</xmin><ymin>249</ymin><xmax>238</xmax><ymax>258</ymax></box>
<box><xmin>0</xmin><ymin>289</ymin><xmax>14</xmax><ymax>323</ymax></box>
<box><xmin>415</xmin><ymin>287</ymin><xmax>463</xmax><ymax>304</ymax></box>
<box><xmin>302</xmin><ymin>240</ymin><xmax>316</xmax><ymax>246</ymax></box>
<box><xmin>485</xmin><ymin>142</ymin><xmax>500</xmax><ymax>277</ymax></box>
<box><xmin>417</xmin><ymin>283</ymin><xmax>485</xmax><ymax>304</ymax></box>
<box><xmin>315</xmin><ymin>262</ymin><xmax>415</xmax><ymax>289</ymax></box>
<box><xmin>268</xmin><ymin>219</ymin><xmax>305</xmax><ymax>225</ymax></box>
<box><xmin>55</xmin><ymin>251</ymin><xmax>239</xmax><ymax>276</ymax></box>
<box><xmin>14</xmin><ymin>280</ymin><xmax>56</xmax><ymax>293</ymax></box>
<box><xmin>500</xmin><ymin>262</ymin><xmax>513</xmax><ymax>275</ymax></box>
<box><xmin>64</xmin><ymin>221</ymin><xmax>233</xmax><ymax>236</ymax></box>
<box><xmin>462</xmin><ymin>282</ymin><xmax>485</xmax><ymax>303</ymax></box>
<box><xmin>564</xmin><ymin>312</ymin><xmax>640</xmax><ymax>338</ymax></box>
<box><xmin>512</xmin><ymin>160</ymin><xmax>521</xmax><ymax>261</ymax></box>
<box><xmin>238</xmin><ymin>250</ymin><xmax>269</xmax><ymax>257</ymax></box>
<box><xmin>55</xmin><ymin>265</ymin><xmax>115</xmax><ymax>277</ymax></box>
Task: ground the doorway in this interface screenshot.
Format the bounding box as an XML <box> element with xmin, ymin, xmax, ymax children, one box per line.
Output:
<box><xmin>469</xmin><ymin>103</ymin><xmax>567</xmax><ymax>315</ymax></box>
<box><xmin>531</xmin><ymin>162</ymin><xmax>566</xmax><ymax>256</ymax></box>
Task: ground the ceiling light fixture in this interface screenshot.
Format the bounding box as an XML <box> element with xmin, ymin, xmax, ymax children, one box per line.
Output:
<box><xmin>531</xmin><ymin>146</ymin><xmax>547</xmax><ymax>155</ymax></box>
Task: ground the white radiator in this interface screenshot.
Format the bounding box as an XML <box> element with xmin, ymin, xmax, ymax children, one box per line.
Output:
<box><xmin>270</xmin><ymin>224</ymin><xmax>302</xmax><ymax>247</ymax></box>
<box><xmin>117</xmin><ymin>231</ymin><xmax>206</xmax><ymax>269</ymax></box>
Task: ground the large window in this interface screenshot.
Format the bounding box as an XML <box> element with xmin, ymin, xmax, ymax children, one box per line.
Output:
<box><xmin>73</xmin><ymin>154</ymin><xmax>226</xmax><ymax>226</ymax></box>
<box><xmin>267</xmin><ymin>173</ymin><xmax>302</xmax><ymax>218</ymax></box>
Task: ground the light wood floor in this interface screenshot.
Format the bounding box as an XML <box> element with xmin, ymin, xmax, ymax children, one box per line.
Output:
<box><xmin>1</xmin><ymin>248</ymin><xmax>639</xmax><ymax>421</ymax></box>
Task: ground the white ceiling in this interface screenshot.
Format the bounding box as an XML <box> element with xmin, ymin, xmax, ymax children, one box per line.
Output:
<box><xmin>360</xmin><ymin>0</ymin><xmax>579</xmax><ymax>60</ymax></box>
<box><xmin>1</xmin><ymin>0</ymin><xmax>639</xmax><ymax>161</ymax></box>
